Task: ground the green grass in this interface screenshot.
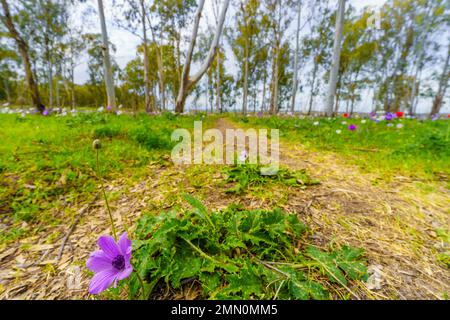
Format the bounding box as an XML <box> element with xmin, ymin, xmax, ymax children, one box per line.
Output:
<box><xmin>0</xmin><ymin>111</ymin><xmax>210</xmax><ymax>248</ymax></box>
<box><xmin>235</xmin><ymin>115</ymin><xmax>450</xmax><ymax>181</ymax></box>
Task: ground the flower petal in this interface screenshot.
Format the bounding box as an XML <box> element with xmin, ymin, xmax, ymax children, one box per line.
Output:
<box><xmin>89</xmin><ymin>269</ymin><xmax>117</xmax><ymax>295</ymax></box>
<box><xmin>86</xmin><ymin>250</ymin><xmax>112</xmax><ymax>273</ymax></box>
<box><xmin>97</xmin><ymin>235</ymin><xmax>120</xmax><ymax>259</ymax></box>
<box><xmin>118</xmin><ymin>232</ymin><xmax>132</xmax><ymax>258</ymax></box>
<box><xmin>116</xmin><ymin>266</ymin><xmax>133</xmax><ymax>281</ymax></box>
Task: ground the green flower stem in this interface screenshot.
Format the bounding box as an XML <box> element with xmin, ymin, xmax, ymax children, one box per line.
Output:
<box><xmin>96</xmin><ymin>149</ymin><xmax>117</xmax><ymax>240</ymax></box>
<box><xmin>135</xmin><ymin>270</ymin><xmax>146</xmax><ymax>300</ymax></box>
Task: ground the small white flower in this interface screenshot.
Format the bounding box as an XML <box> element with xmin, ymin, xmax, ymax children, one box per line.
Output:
<box><xmin>116</xmin><ymin>110</ymin><xmax>123</xmax><ymax>115</ymax></box>
<box><xmin>396</xmin><ymin>123</ymin><xmax>403</xmax><ymax>129</ymax></box>
<box><xmin>97</xmin><ymin>106</ymin><xmax>104</xmax><ymax>112</ymax></box>
<box><xmin>313</xmin><ymin>121</ymin><xmax>319</xmax><ymax>126</ymax></box>
<box><xmin>341</xmin><ymin>121</ymin><xmax>347</xmax><ymax>125</ymax></box>
<box><xmin>21</xmin><ymin>112</ymin><xmax>26</xmax><ymax>117</ymax></box>
<box><xmin>387</xmin><ymin>123</ymin><xmax>393</xmax><ymax>127</ymax></box>
<box><xmin>336</xmin><ymin>129</ymin><xmax>342</xmax><ymax>134</ymax></box>
<box><xmin>238</xmin><ymin>150</ymin><xmax>248</xmax><ymax>162</ymax></box>
<box><xmin>361</xmin><ymin>119</ymin><xmax>366</xmax><ymax>124</ymax></box>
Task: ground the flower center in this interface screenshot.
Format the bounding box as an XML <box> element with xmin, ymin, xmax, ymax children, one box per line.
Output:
<box><xmin>112</xmin><ymin>255</ymin><xmax>125</xmax><ymax>270</ymax></box>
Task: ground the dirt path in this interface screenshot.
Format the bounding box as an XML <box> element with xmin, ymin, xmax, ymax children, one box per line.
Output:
<box><xmin>1</xmin><ymin>117</ymin><xmax>448</xmax><ymax>300</ymax></box>
<box><xmin>219</xmin><ymin>117</ymin><xmax>449</xmax><ymax>299</ymax></box>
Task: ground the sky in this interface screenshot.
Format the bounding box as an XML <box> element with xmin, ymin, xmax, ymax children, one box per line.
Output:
<box><xmin>73</xmin><ymin>0</ymin><xmax>388</xmax><ymax>84</ymax></box>
<box><xmin>71</xmin><ymin>0</ymin><xmax>449</xmax><ymax>113</ymax></box>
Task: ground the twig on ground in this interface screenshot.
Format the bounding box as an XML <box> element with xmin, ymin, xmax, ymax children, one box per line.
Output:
<box><xmin>57</xmin><ymin>195</ymin><xmax>99</xmax><ymax>262</ymax></box>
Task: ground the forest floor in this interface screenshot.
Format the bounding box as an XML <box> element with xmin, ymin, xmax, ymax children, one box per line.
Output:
<box><xmin>0</xmin><ymin>115</ymin><xmax>448</xmax><ymax>299</ymax></box>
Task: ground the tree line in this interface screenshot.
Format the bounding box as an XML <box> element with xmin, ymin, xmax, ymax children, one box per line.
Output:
<box><xmin>0</xmin><ymin>0</ymin><xmax>449</xmax><ymax>115</ymax></box>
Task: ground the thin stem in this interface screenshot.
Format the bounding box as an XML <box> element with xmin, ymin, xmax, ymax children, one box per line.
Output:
<box><xmin>135</xmin><ymin>271</ymin><xmax>146</xmax><ymax>300</ymax></box>
<box><xmin>96</xmin><ymin>149</ymin><xmax>117</xmax><ymax>240</ymax></box>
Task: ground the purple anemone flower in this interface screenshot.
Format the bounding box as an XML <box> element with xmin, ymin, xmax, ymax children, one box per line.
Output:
<box><xmin>431</xmin><ymin>114</ymin><xmax>439</xmax><ymax>121</ymax></box>
<box><xmin>86</xmin><ymin>232</ymin><xmax>133</xmax><ymax>295</ymax></box>
<box><xmin>106</xmin><ymin>105</ymin><xmax>112</xmax><ymax>111</ymax></box>
<box><xmin>348</xmin><ymin>124</ymin><xmax>357</xmax><ymax>131</ymax></box>
<box><xmin>42</xmin><ymin>109</ymin><xmax>49</xmax><ymax>116</ymax></box>
<box><xmin>257</xmin><ymin>111</ymin><xmax>263</xmax><ymax>118</ymax></box>
<box><xmin>385</xmin><ymin>112</ymin><xmax>393</xmax><ymax>121</ymax></box>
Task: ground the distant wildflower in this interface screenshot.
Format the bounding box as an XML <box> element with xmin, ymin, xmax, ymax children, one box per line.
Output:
<box><xmin>116</xmin><ymin>110</ymin><xmax>123</xmax><ymax>115</ymax></box>
<box><xmin>369</xmin><ymin>111</ymin><xmax>376</xmax><ymax>118</ymax></box>
<box><xmin>86</xmin><ymin>233</ymin><xmax>133</xmax><ymax>295</ymax></box>
<box><xmin>396</xmin><ymin>123</ymin><xmax>403</xmax><ymax>129</ymax></box>
<box><xmin>336</xmin><ymin>129</ymin><xmax>342</xmax><ymax>134</ymax></box>
<box><xmin>313</xmin><ymin>121</ymin><xmax>319</xmax><ymax>126</ymax></box>
<box><xmin>343</xmin><ymin>113</ymin><xmax>349</xmax><ymax>118</ymax></box>
<box><xmin>341</xmin><ymin>121</ymin><xmax>347</xmax><ymax>125</ymax></box>
<box><xmin>361</xmin><ymin>119</ymin><xmax>367</xmax><ymax>124</ymax></box>
<box><xmin>387</xmin><ymin>123</ymin><xmax>393</xmax><ymax>127</ymax></box>
<box><xmin>432</xmin><ymin>114</ymin><xmax>439</xmax><ymax>121</ymax></box>
<box><xmin>385</xmin><ymin>113</ymin><xmax>393</xmax><ymax>121</ymax></box>
<box><xmin>98</xmin><ymin>106</ymin><xmax>104</xmax><ymax>113</ymax></box>
<box><xmin>257</xmin><ymin>111</ymin><xmax>263</xmax><ymax>118</ymax></box>
<box><xmin>21</xmin><ymin>112</ymin><xmax>26</xmax><ymax>118</ymax></box>
<box><xmin>106</xmin><ymin>105</ymin><xmax>112</xmax><ymax>111</ymax></box>
<box><xmin>42</xmin><ymin>109</ymin><xmax>49</xmax><ymax>116</ymax></box>
<box><xmin>348</xmin><ymin>124</ymin><xmax>357</xmax><ymax>131</ymax></box>
<box><xmin>238</xmin><ymin>150</ymin><xmax>248</xmax><ymax>162</ymax></box>
<box><xmin>396</xmin><ymin>111</ymin><xmax>404</xmax><ymax>118</ymax></box>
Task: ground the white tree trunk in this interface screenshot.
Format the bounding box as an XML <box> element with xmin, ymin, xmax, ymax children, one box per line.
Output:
<box><xmin>175</xmin><ymin>0</ymin><xmax>230</xmax><ymax>113</ymax></box>
<box><xmin>290</xmin><ymin>0</ymin><xmax>302</xmax><ymax>113</ymax></box>
<box><xmin>97</xmin><ymin>0</ymin><xmax>116</xmax><ymax>110</ymax></box>
<box><xmin>325</xmin><ymin>0</ymin><xmax>345</xmax><ymax>116</ymax></box>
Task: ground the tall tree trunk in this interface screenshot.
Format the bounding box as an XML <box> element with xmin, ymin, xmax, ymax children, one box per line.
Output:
<box><xmin>97</xmin><ymin>0</ymin><xmax>116</xmax><ymax>110</ymax></box>
<box><xmin>140</xmin><ymin>0</ymin><xmax>152</xmax><ymax>113</ymax></box>
<box><xmin>261</xmin><ymin>72</ymin><xmax>267</xmax><ymax>112</ymax></box>
<box><xmin>48</xmin><ymin>58</ymin><xmax>53</xmax><ymax>109</ymax></box>
<box><xmin>216</xmin><ymin>52</ymin><xmax>221</xmax><ymax>112</ymax></box>
<box><xmin>307</xmin><ymin>59</ymin><xmax>318</xmax><ymax>115</ymax></box>
<box><xmin>1</xmin><ymin>0</ymin><xmax>45</xmax><ymax>112</ymax></box>
<box><xmin>242</xmin><ymin>41</ymin><xmax>249</xmax><ymax>114</ymax></box>
<box><xmin>148</xmin><ymin>19</ymin><xmax>166</xmax><ymax>110</ymax></box>
<box><xmin>325</xmin><ymin>0</ymin><xmax>345</xmax><ymax>116</ymax></box>
<box><xmin>431</xmin><ymin>43</ymin><xmax>450</xmax><ymax>116</ymax></box>
<box><xmin>175</xmin><ymin>0</ymin><xmax>230</xmax><ymax>113</ymax></box>
<box><xmin>290</xmin><ymin>0</ymin><xmax>302</xmax><ymax>113</ymax></box>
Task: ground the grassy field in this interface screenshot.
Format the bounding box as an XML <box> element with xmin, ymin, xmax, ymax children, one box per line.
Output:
<box><xmin>0</xmin><ymin>111</ymin><xmax>448</xmax><ymax>300</ymax></box>
<box><xmin>235</xmin><ymin>114</ymin><xmax>450</xmax><ymax>182</ymax></box>
<box><xmin>0</xmin><ymin>112</ymin><xmax>211</xmax><ymax>247</ymax></box>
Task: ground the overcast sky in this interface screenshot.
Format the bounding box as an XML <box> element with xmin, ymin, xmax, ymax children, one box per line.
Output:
<box><xmin>73</xmin><ymin>0</ymin><xmax>388</xmax><ymax>84</ymax></box>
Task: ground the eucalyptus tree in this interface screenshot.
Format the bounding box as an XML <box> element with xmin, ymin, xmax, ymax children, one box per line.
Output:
<box><xmin>229</xmin><ymin>0</ymin><xmax>264</xmax><ymax>114</ymax></box>
<box><xmin>301</xmin><ymin>2</ymin><xmax>333</xmax><ymax>114</ymax></box>
<box><xmin>0</xmin><ymin>0</ymin><xmax>45</xmax><ymax>111</ymax></box>
<box><xmin>175</xmin><ymin>0</ymin><xmax>231</xmax><ymax>113</ymax></box>
<box><xmin>264</xmin><ymin>0</ymin><xmax>295</xmax><ymax>114</ymax></box>
<box><xmin>325</xmin><ymin>0</ymin><xmax>346</xmax><ymax>116</ymax></box>
<box><xmin>97</xmin><ymin>0</ymin><xmax>116</xmax><ymax>110</ymax></box>
<box><xmin>431</xmin><ymin>42</ymin><xmax>450</xmax><ymax>115</ymax></box>
<box><xmin>112</xmin><ymin>0</ymin><xmax>155</xmax><ymax>112</ymax></box>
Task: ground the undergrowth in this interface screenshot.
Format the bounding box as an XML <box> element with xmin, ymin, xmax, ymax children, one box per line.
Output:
<box><xmin>223</xmin><ymin>164</ymin><xmax>320</xmax><ymax>194</ymax></box>
<box><xmin>129</xmin><ymin>195</ymin><xmax>368</xmax><ymax>300</ymax></box>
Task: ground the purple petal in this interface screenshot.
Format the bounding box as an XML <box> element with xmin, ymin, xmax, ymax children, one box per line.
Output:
<box><xmin>116</xmin><ymin>266</ymin><xmax>133</xmax><ymax>282</ymax></box>
<box><xmin>89</xmin><ymin>269</ymin><xmax>117</xmax><ymax>295</ymax></box>
<box><xmin>118</xmin><ymin>232</ymin><xmax>132</xmax><ymax>258</ymax></box>
<box><xmin>97</xmin><ymin>235</ymin><xmax>120</xmax><ymax>259</ymax></box>
<box><xmin>86</xmin><ymin>250</ymin><xmax>112</xmax><ymax>273</ymax></box>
